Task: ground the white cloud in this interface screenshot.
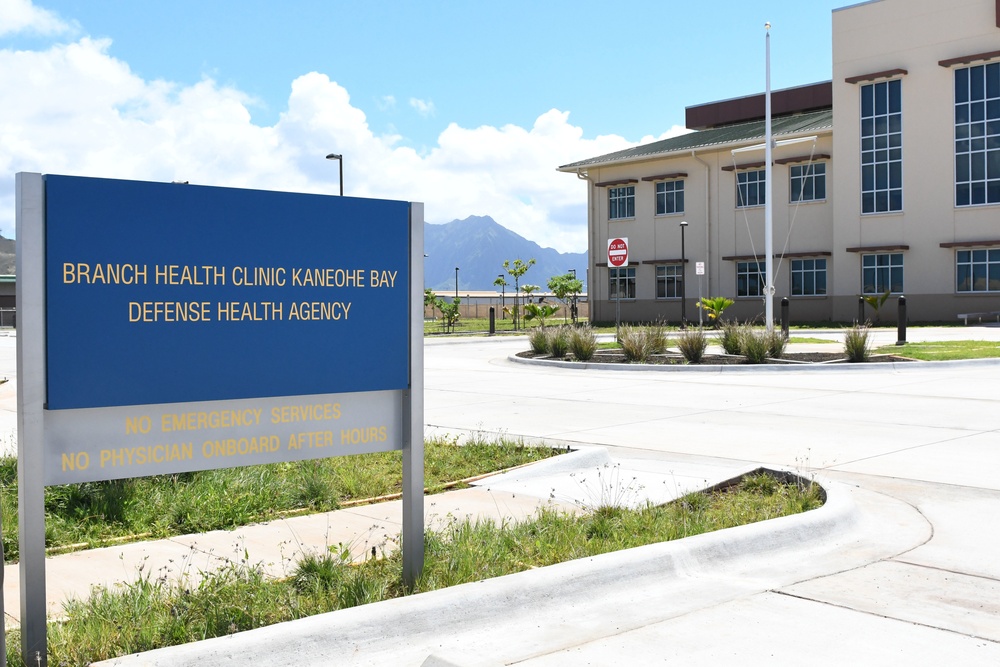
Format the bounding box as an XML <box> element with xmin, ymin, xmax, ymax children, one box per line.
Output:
<box><xmin>408</xmin><ymin>97</ymin><xmax>435</xmax><ymax>118</ymax></box>
<box><xmin>0</xmin><ymin>34</ymin><xmax>640</xmax><ymax>253</ymax></box>
<box><xmin>0</xmin><ymin>0</ymin><xmax>72</xmax><ymax>36</ymax></box>
<box><xmin>377</xmin><ymin>94</ymin><xmax>396</xmax><ymax>111</ymax></box>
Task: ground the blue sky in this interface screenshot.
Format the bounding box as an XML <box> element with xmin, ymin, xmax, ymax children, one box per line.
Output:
<box><xmin>1</xmin><ymin>0</ymin><xmax>847</xmax><ymax>251</ymax></box>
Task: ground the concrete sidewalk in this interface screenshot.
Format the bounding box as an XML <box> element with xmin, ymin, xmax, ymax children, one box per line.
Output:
<box><xmin>3</xmin><ymin>326</ymin><xmax>1000</xmax><ymax>664</ymax></box>
<box><xmin>2</xmin><ymin>447</ymin><xmax>754</xmax><ymax>626</ymax></box>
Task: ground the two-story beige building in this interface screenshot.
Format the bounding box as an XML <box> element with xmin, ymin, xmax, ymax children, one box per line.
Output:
<box><xmin>559</xmin><ymin>0</ymin><xmax>1000</xmax><ymax>324</ymax></box>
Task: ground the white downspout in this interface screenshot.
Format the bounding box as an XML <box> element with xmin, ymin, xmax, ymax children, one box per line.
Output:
<box><xmin>576</xmin><ymin>168</ymin><xmax>597</xmax><ymax>322</ymax></box>
<box><xmin>692</xmin><ymin>151</ymin><xmax>712</xmax><ymax>297</ymax></box>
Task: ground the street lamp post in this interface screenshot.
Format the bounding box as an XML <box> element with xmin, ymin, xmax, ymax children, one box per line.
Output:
<box><xmin>325</xmin><ymin>153</ymin><xmax>343</xmax><ymax>196</ymax></box>
<box><xmin>679</xmin><ymin>221</ymin><xmax>689</xmax><ymax>328</ymax></box>
<box><xmin>454</xmin><ymin>267</ymin><xmax>459</xmax><ymax>302</ymax></box>
<box><xmin>498</xmin><ymin>274</ymin><xmax>505</xmax><ymax>319</ymax></box>
<box><xmin>568</xmin><ymin>269</ymin><xmax>578</xmax><ymax>324</ymax></box>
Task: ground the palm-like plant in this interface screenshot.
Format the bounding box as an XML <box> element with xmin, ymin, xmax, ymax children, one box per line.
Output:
<box><xmin>696</xmin><ymin>296</ymin><xmax>735</xmax><ymax>327</ymax></box>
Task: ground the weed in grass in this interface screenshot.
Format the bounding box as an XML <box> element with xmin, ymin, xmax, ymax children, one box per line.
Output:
<box><xmin>741</xmin><ymin>473</ymin><xmax>779</xmax><ymax>496</ymax></box>
<box><xmin>2</xmin><ymin>437</ymin><xmax>563</xmax><ymax>562</ymax></box>
<box><xmin>568</xmin><ymin>324</ymin><xmax>598</xmax><ymax>361</ymax></box>
<box><xmin>564</xmin><ymin>463</ymin><xmax>644</xmax><ymax>512</ymax></box>
<box><xmin>676</xmin><ymin>327</ymin><xmax>707</xmax><ymax>362</ymax></box>
<box><xmin>844</xmin><ymin>323</ymin><xmax>872</xmax><ymax>362</ymax></box>
<box><xmin>37</xmin><ymin>474</ymin><xmax>821</xmax><ymax>664</ymax></box>
<box><xmin>296</xmin><ymin>461</ymin><xmax>340</xmax><ymax>509</ymax></box>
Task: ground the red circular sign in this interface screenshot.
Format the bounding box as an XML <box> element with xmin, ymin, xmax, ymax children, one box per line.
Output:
<box><xmin>608</xmin><ymin>237</ymin><xmax>629</xmax><ymax>267</ymax></box>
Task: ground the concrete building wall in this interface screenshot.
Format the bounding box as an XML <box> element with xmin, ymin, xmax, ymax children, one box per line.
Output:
<box><xmin>831</xmin><ymin>0</ymin><xmax>1000</xmax><ymax>321</ymax></box>
<box><xmin>575</xmin><ymin>0</ymin><xmax>1000</xmax><ymax>325</ymax></box>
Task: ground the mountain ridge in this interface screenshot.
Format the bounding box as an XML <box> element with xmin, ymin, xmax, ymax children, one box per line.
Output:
<box><xmin>424</xmin><ymin>216</ymin><xmax>587</xmax><ymax>293</ymax></box>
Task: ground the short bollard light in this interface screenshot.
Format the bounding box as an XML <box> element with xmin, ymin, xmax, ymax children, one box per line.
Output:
<box><xmin>896</xmin><ymin>295</ymin><xmax>907</xmax><ymax>345</ymax></box>
<box><xmin>781</xmin><ymin>297</ymin><xmax>790</xmax><ymax>340</ymax></box>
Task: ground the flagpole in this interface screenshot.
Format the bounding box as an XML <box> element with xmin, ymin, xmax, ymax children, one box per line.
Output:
<box><xmin>764</xmin><ymin>21</ymin><xmax>774</xmax><ymax>333</ymax></box>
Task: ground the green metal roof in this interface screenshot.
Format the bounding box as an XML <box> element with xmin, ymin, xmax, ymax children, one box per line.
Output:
<box><xmin>557</xmin><ymin>108</ymin><xmax>833</xmax><ymax>171</ymax></box>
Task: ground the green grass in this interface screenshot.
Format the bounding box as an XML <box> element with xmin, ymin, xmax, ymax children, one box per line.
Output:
<box><xmin>18</xmin><ymin>473</ymin><xmax>822</xmax><ymax>666</ymax></box>
<box><xmin>424</xmin><ymin>316</ymin><xmax>581</xmax><ymax>335</ymax></box>
<box><xmin>1</xmin><ymin>436</ymin><xmax>562</xmax><ymax>562</ymax></box>
<box><xmin>876</xmin><ymin>340</ymin><xmax>1000</xmax><ymax>360</ymax></box>
<box><xmin>787</xmin><ymin>336</ymin><xmax>836</xmax><ymax>344</ymax></box>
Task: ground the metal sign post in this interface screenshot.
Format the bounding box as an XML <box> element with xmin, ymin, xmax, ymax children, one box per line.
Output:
<box><xmin>608</xmin><ymin>237</ymin><xmax>628</xmax><ymax>340</ymax></box>
<box><xmin>696</xmin><ymin>261</ymin><xmax>706</xmax><ymax>328</ymax></box>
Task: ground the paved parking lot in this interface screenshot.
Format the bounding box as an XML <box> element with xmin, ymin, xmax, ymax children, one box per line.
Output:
<box><xmin>5</xmin><ymin>327</ymin><xmax>1000</xmax><ymax>665</ymax></box>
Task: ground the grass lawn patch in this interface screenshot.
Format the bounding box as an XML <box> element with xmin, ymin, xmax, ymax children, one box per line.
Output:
<box><xmin>876</xmin><ymin>339</ymin><xmax>1000</xmax><ymax>360</ymax></box>
<box><xmin>1</xmin><ymin>436</ymin><xmax>562</xmax><ymax>562</ymax></box>
<box><xmin>20</xmin><ymin>472</ymin><xmax>822</xmax><ymax>666</ymax></box>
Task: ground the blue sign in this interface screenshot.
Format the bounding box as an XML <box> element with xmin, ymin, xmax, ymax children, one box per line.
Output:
<box><xmin>45</xmin><ymin>175</ymin><xmax>411</xmax><ymax>410</ymax></box>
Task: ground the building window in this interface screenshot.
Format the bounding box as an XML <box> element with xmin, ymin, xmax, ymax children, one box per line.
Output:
<box><xmin>609</xmin><ymin>186</ymin><xmax>635</xmax><ymax>220</ymax></box>
<box><xmin>737</xmin><ymin>261</ymin><xmax>766</xmax><ymax>297</ymax></box>
<box><xmin>655</xmin><ymin>264</ymin><xmax>683</xmax><ymax>298</ymax></box>
<box><xmin>862</xmin><ymin>253</ymin><xmax>903</xmax><ymax>294</ymax></box>
<box><xmin>861</xmin><ymin>79</ymin><xmax>902</xmax><ymax>213</ymax></box>
<box><xmin>655</xmin><ymin>180</ymin><xmax>684</xmax><ymax>215</ymax></box>
<box><xmin>790</xmin><ymin>163</ymin><xmax>826</xmax><ymax>203</ymax></box>
<box><xmin>609</xmin><ymin>266</ymin><xmax>636</xmax><ymax>299</ymax></box>
<box><xmin>955</xmin><ymin>62</ymin><xmax>1000</xmax><ymax>206</ymax></box>
<box><xmin>790</xmin><ymin>258</ymin><xmax>827</xmax><ymax>296</ymax></box>
<box><xmin>957</xmin><ymin>248</ymin><xmax>1000</xmax><ymax>292</ymax></box>
<box><xmin>736</xmin><ymin>170</ymin><xmax>766</xmax><ymax>208</ymax></box>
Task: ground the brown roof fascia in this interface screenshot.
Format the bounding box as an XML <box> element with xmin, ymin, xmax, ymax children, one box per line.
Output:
<box><xmin>721</xmin><ymin>161</ymin><xmax>766</xmax><ymax>172</ymax></box>
<box><xmin>774</xmin><ymin>153</ymin><xmax>831</xmax><ymax>165</ymax></box>
<box><xmin>640</xmin><ymin>172</ymin><xmax>688</xmax><ymax>182</ymax></box>
<box><xmin>594</xmin><ymin>178</ymin><xmax>638</xmax><ymax>188</ymax></box>
<box><xmin>723</xmin><ymin>251</ymin><xmax>830</xmax><ymax>261</ymax></box>
<box><xmin>845</xmin><ymin>244</ymin><xmax>910</xmax><ymax>253</ymax></box>
<box><xmin>938</xmin><ymin>49</ymin><xmax>1000</xmax><ymax>68</ymax></box>
<box><xmin>685</xmin><ymin>81</ymin><xmax>832</xmax><ymax>130</ymax></box>
<box><xmin>939</xmin><ymin>239</ymin><xmax>1000</xmax><ymax>248</ymax></box>
<box><xmin>780</xmin><ymin>251</ymin><xmax>832</xmax><ymax>259</ymax></box>
<box><xmin>844</xmin><ymin>68</ymin><xmax>908</xmax><ymax>84</ymax></box>
<box><xmin>641</xmin><ymin>258</ymin><xmax>689</xmax><ymax>264</ymax></box>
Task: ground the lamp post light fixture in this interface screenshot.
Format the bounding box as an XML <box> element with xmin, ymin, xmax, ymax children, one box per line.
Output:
<box><xmin>679</xmin><ymin>220</ymin><xmax>689</xmax><ymax>329</ymax></box>
<box><xmin>455</xmin><ymin>267</ymin><xmax>460</xmax><ymax>302</ymax></box>
<box><xmin>325</xmin><ymin>153</ymin><xmax>343</xmax><ymax>196</ymax></box>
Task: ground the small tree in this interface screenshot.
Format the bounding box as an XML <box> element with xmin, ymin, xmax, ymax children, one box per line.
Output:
<box><xmin>436</xmin><ymin>296</ymin><xmax>461</xmax><ymax>333</ymax></box>
<box><xmin>502</xmin><ymin>258</ymin><xmax>536</xmax><ymax>331</ymax></box>
<box><xmin>547</xmin><ymin>273</ymin><xmax>584</xmax><ymax>324</ymax></box>
<box><xmin>424</xmin><ymin>288</ymin><xmax>437</xmax><ymax>313</ymax></box>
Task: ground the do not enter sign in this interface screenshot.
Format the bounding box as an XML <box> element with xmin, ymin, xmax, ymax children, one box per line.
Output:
<box><xmin>608</xmin><ymin>237</ymin><xmax>629</xmax><ymax>267</ymax></box>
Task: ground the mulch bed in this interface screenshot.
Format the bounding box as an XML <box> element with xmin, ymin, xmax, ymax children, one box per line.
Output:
<box><xmin>516</xmin><ymin>350</ymin><xmax>914</xmax><ymax>365</ymax></box>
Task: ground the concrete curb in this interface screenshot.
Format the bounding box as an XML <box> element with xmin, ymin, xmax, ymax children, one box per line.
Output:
<box><xmin>99</xmin><ymin>472</ymin><xmax>886</xmax><ymax>667</ymax></box>
<box><xmin>508</xmin><ymin>353</ymin><xmax>1000</xmax><ymax>373</ymax></box>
